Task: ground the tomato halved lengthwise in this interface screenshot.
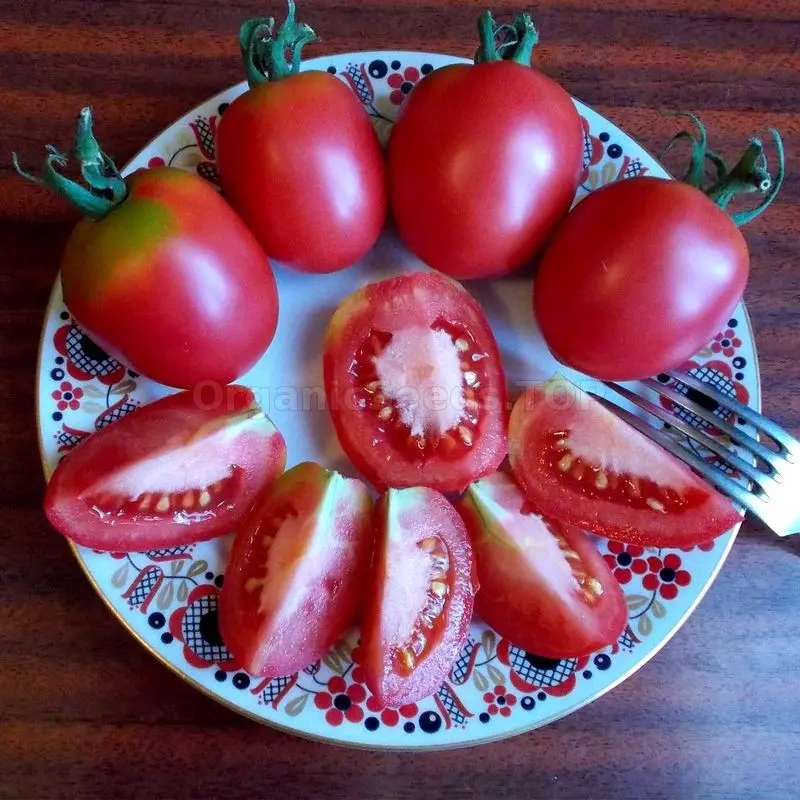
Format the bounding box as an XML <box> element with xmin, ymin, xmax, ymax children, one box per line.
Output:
<box><xmin>361</xmin><ymin>486</ymin><xmax>477</xmax><ymax>707</ymax></box>
<box><xmin>459</xmin><ymin>471</ymin><xmax>627</xmax><ymax>659</ymax></box>
<box><xmin>44</xmin><ymin>386</ymin><xmax>286</xmax><ymax>551</ymax></box>
<box><xmin>508</xmin><ymin>376</ymin><xmax>741</xmax><ymax>548</ymax></box>
<box><xmin>219</xmin><ymin>462</ymin><xmax>374</xmax><ymax>678</ymax></box>
<box><xmin>323</xmin><ymin>271</ymin><xmax>508</xmax><ymax>492</ymax></box>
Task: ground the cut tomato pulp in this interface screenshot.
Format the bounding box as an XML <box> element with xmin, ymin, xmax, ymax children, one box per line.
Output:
<box><xmin>508</xmin><ymin>376</ymin><xmax>741</xmax><ymax>548</ymax></box>
<box><xmin>45</xmin><ymin>386</ymin><xmax>286</xmax><ymax>551</ymax></box>
<box><xmin>219</xmin><ymin>462</ymin><xmax>374</xmax><ymax>678</ymax></box>
<box><xmin>459</xmin><ymin>472</ymin><xmax>626</xmax><ymax>658</ymax></box>
<box><xmin>323</xmin><ymin>271</ymin><xmax>508</xmax><ymax>492</ymax></box>
<box><xmin>361</xmin><ymin>486</ymin><xmax>477</xmax><ymax>707</ymax></box>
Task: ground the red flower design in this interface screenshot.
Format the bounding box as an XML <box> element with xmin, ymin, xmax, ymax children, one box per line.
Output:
<box><xmin>642</xmin><ymin>553</ymin><xmax>691</xmax><ymax>600</ymax></box>
<box><xmin>51</xmin><ymin>381</ymin><xmax>84</xmax><ymax>411</ymax></box>
<box><xmin>483</xmin><ymin>684</ymin><xmax>517</xmax><ymax>718</ymax></box>
<box><xmin>711</xmin><ymin>329</ymin><xmax>742</xmax><ymax>357</ymax></box>
<box><xmin>680</xmin><ymin>540</ymin><xmax>715</xmax><ymax>553</ymax></box>
<box><xmin>603</xmin><ymin>541</ymin><xmax>647</xmax><ymax>584</ymax></box>
<box><xmin>314</xmin><ymin>676</ymin><xmax>368</xmax><ymax>726</ymax></box>
<box><xmin>387</xmin><ymin>66</ymin><xmax>420</xmax><ymax>105</ymax></box>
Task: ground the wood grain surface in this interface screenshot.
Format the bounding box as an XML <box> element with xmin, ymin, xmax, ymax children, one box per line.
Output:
<box><xmin>1</xmin><ymin>0</ymin><xmax>799</xmax><ymax>797</ymax></box>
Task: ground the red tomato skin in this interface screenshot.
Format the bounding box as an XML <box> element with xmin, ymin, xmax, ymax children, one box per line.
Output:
<box><xmin>61</xmin><ymin>167</ymin><xmax>279</xmax><ymax>390</ymax></box>
<box><xmin>362</xmin><ymin>487</ymin><xmax>477</xmax><ymax>707</ymax></box>
<box><xmin>458</xmin><ymin>473</ymin><xmax>626</xmax><ymax>659</ymax></box>
<box><xmin>216</xmin><ymin>72</ymin><xmax>387</xmax><ymax>273</ymax></box>
<box><xmin>323</xmin><ymin>271</ymin><xmax>508</xmax><ymax>492</ymax></box>
<box><xmin>388</xmin><ymin>62</ymin><xmax>584</xmax><ymax>279</ymax></box>
<box><xmin>508</xmin><ymin>378</ymin><xmax>742</xmax><ymax>548</ymax></box>
<box><xmin>44</xmin><ymin>386</ymin><xmax>287</xmax><ymax>551</ymax></box>
<box><xmin>534</xmin><ymin>177</ymin><xmax>749</xmax><ymax>380</ymax></box>
<box><xmin>219</xmin><ymin>462</ymin><xmax>374</xmax><ymax>677</ymax></box>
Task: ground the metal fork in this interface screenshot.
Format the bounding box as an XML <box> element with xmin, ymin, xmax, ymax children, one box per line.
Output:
<box><xmin>598</xmin><ymin>371</ymin><xmax>800</xmax><ymax>537</ymax></box>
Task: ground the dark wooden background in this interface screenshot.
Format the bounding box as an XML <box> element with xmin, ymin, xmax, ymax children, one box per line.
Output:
<box><xmin>1</xmin><ymin>0</ymin><xmax>799</xmax><ymax>797</ymax></box>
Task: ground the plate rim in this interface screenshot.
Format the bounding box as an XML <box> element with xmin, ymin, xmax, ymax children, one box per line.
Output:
<box><xmin>34</xmin><ymin>48</ymin><xmax>761</xmax><ymax>750</ymax></box>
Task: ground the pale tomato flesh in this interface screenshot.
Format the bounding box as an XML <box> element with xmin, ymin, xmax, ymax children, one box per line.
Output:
<box><xmin>44</xmin><ymin>386</ymin><xmax>286</xmax><ymax>551</ymax></box>
<box><xmin>508</xmin><ymin>376</ymin><xmax>741</xmax><ymax>547</ymax></box>
<box><xmin>219</xmin><ymin>462</ymin><xmax>374</xmax><ymax>677</ymax></box>
<box><xmin>323</xmin><ymin>271</ymin><xmax>507</xmax><ymax>492</ymax></box>
<box><xmin>459</xmin><ymin>471</ymin><xmax>627</xmax><ymax>658</ymax></box>
<box><xmin>362</xmin><ymin>486</ymin><xmax>477</xmax><ymax>706</ymax></box>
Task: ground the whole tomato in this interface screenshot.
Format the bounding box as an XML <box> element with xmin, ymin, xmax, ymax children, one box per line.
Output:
<box><xmin>388</xmin><ymin>10</ymin><xmax>584</xmax><ymax>279</ymax></box>
<box><xmin>216</xmin><ymin>1</ymin><xmax>387</xmax><ymax>273</ymax></box>
<box><xmin>534</xmin><ymin>117</ymin><xmax>785</xmax><ymax>380</ymax></box>
<box><xmin>16</xmin><ymin>109</ymin><xmax>278</xmax><ymax>390</ymax></box>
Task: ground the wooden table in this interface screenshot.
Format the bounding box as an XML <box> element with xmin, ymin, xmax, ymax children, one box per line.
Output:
<box><xmin>2</xmin><ymin>1</ymin><xmax>799</xmax><ymax>797</ymax></box>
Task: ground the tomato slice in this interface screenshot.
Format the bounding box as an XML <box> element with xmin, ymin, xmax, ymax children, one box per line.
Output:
<box><xmin>361</xmin><ymin>487</ymin><xmax>477</xmax><ymax>707</ymax></box>
<box><xmin>44</xmin><ymin>386</ymin><xmax>286</xmax><ymax>551</ymax></box>
<box><xmin>323</xmin><ymin>271</ymin><xmax>508</xmax><ymax>492</ymax></box>
<box><xmin>459</xmin><ymin>472</ymin><xmax>626</xmax><ymax>658</ymax></box>
<box><xmin>508</xmin><ymin>376</ymin><xmax>741</xmax><ymax>547</ymax></box>
<box><xmin>219</xmin><ymin>462</ymin><xmax>373</xmax><ymax>677</ymax></box>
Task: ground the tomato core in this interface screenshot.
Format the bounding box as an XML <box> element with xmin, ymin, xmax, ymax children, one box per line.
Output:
<box><xmin>349</xmin><ymin>320</ymin><xmax>488</xmax><ymax>462</ymax></box>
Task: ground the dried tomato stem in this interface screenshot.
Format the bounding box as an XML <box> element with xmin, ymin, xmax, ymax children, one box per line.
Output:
<box><xmin>662</xmin><ymin>113</ymin><xmax>784</xmax><ymax>227</ymax></box>
<box><xmin>12</xmin><ymin>107</ymin><xmax>127</xmax><ymax>220</ymax></box>
<box><xmin>239</xmin><ymin>1</ymin><xmax>317</xmax><ymax>88</ymax></box>
<box><xmin>475</xmin><ymin>10</ymin><xmax>539</xmax><ymax>66</ymax></box>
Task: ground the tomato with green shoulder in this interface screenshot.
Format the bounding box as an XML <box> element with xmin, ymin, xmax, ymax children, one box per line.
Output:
<box><xmin>16</xmin><ymin>109</ymin><xmax>278</xmax><ymax>389</ymax></box>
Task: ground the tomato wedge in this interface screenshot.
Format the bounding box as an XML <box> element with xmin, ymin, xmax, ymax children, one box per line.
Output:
<box><xmin>361</xmin><ymin>487</ymin><xmax>477</xmax><ymax>707</ymax></box>
<box><xmin>219</xmin><ymin>462</ymin><xmax>373</xmax><ymax>677</ymax></box>
<box><xmin>323</xmin><ymin>271</ymin><xmax>508</xmax><ymax>492</ymax></box>
<box><xmin>508</xmin><ymin>376</ymin><xmax>741</xmax><ymax>547</ymax></box>
<box><xmin>44</xmin><ymin>386</ymin><xmax>286</xmax><ymax>551</ymax></box>
<box><xmin>459</xmin><ymin>472</ymin><xmax>626</xmax><ymax>658</ymax></box>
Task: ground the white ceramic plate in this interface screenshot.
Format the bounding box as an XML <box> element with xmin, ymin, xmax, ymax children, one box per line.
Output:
<box><xmin>36</xmin><ymin>51</ymin><xmax>758</xmax><ymax>749</ymax></box>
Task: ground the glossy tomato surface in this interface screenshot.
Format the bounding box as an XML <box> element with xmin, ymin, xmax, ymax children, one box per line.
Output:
<box><xmin>534</xmin><ymin>177</ymin><xmax>749</xmax><ymax>380</ymax></box>
<box><xmin>388</xmin><ymin>61</ymin><xmax>584</xmax><ymax>279</ymax></box>
<box><xmin>45</xmin><ymin>386</ymin><xmax>286</xmax><ymax>551</ymax></box>
<box><xmin>323</xmin><ymin>271</ymin><xmax>508</xmax><ymax>492</ymax></box>
<box><xmin>219</xmin><ymin>462</ymin><xmax>373</xmax><ymax>677</ymax></box>
<box><xmin>508</xmin><ymin>377</ymin><xmax>741</xmax><ymax>548</ymax></box>
<box><xmin>61</xmin><ymin>167</ymin><xmax>278</xmax><ymax>389</ymax></box>
<box><xmin>216</xmin><ymin>72</ymin><xmax>386</xmax><ymax>273</ymax></box>
<box><xmin>459</xmin><ymin>472</ymin><xmax>626</xmax><ymax>658</ymax></box>
<box><xmin>362</xmin><ymin>487</ymin><xmax>477</xmax><ymax>707</ymax></box>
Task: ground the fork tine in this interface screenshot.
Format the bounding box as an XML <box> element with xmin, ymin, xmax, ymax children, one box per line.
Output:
<box><xmin>591</xmin><ymin>394</ymin><xmax>762</xmax><ymax>521</ymax></box>
<box><xmin>603</xmin><ymin>382</ymin><xmax>778</xmax><ymax>492</ymax></box>
<box><xmin>667</xmin><ymin>370</ymin><xmax>797</xmax><ymax>458</ymax></box>
<box><xmin>641</xmin><ymin>378</ymin><xmax>785</xmax><ymax>474</ymax></box>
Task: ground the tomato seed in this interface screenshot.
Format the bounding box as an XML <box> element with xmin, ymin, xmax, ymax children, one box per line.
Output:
<box><xmin>182</xmin><ymin>492</ymin><xmax>195</xmax><ymax>509</ymax></box>
<box><xmin>199</xmin><ymin>490</ymin><xmax>211</xmax><ymax>507</ymax></box>
<box><xmin>646</xmin><ymin>497</ymin><xmax>666</xmax><ymax>513</ymax></box>
<box><xmin>557</xmin><ymin>453</ymin><xmax>574</xmax><ymax>472</ymax></box>
<box><xmin>155</xmin><ymin>496</ymin><xmax>170</xmax><ymax>513</ymax></box>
